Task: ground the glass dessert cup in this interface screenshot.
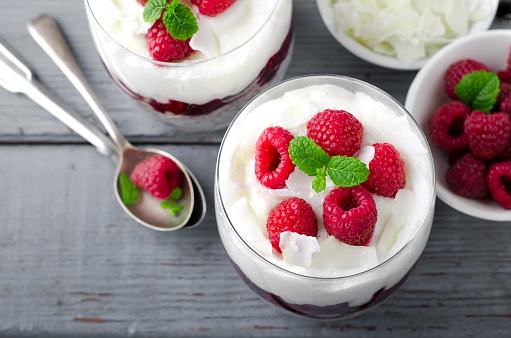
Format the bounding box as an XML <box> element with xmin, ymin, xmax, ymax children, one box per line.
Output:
<box><xmin>84</xmin><ymin>0</ymin><xmax>294</xmax><ymax>131</ymax></box>
<box><xmin>215</xmin><ymin>75</ymin><xmax>436</xmax><ymax>320</ymax></box>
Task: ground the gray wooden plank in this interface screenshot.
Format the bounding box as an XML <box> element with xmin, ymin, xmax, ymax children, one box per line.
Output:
<box><xmin>0</xmin><ymin>145</ymin><xmax>510</xmax><ymax>337</ymax></box>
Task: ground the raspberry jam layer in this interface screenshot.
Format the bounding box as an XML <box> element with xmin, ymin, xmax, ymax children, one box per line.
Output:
<box><xmin>228</xmin><ymin>256</ymin><xmax>419</xmax><ymax>319</ymax></box>
<box><xmin>106</xmin><ymin>25</ymin><xmax>294</xmax><ymax>117</ymax></box>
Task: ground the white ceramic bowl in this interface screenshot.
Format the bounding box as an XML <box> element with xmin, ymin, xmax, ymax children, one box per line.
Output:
<box><xmin>316</xmin><ymin>0</ymin><xmax>498</xmax><ymax>70</ymax></box>
<box><xmin>405</xmin><ymin>29</ymin><xmax>511</xmax><ymax>221</ymax></box>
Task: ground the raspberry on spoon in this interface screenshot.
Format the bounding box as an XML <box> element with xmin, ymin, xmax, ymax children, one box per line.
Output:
<box><xmin>130</xmin><ymin>155</ymin><xmax>181</xmax><ymax>199</ymax></box>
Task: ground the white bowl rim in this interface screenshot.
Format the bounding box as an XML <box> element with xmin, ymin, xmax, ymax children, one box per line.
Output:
<box><xmin>405</xmin><ymin>29</ymin><xmax>511</xmax><ymax>221</ymax></box>
<box><xmin>316</xmin><ymin>0</ymin><xmax>499</xmax><ymax>70</ymax></box>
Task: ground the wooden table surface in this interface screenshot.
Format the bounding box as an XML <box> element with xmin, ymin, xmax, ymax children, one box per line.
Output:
<box><xmin>1</xmin><ymin>1</ymin><xmax>510</xmax><ymax>337</ymax></box>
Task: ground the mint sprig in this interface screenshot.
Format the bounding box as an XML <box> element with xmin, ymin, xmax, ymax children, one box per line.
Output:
<box><xmin>454</xmin><ymin>70</ymin><xmax>500</xmax><ymax>113</ymax></box>
<box><xmin>118</xmin><ymin>173</ymin><xmax>140</xmax><ymax>206</ymax></box>
<box><xmin>288</xmin><ymin>136</ymin><xmax>369</xmax><ymax>193</ymax></box>
<box><xmin>143</xmin><ymin>0</ymin><xmax>198</xmax><ymax>40</ymax></box>
<box><xmin>161</xmin><ymin>187</ymin><xmax>184</xmax><ymax>216</ymax></box>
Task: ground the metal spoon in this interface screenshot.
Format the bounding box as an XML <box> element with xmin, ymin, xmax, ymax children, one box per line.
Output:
<box><xmin>0</xmin><ymin>20</ymin><xmax>205</xmax><ymax>231</ymax></box>
<box><xmin>27</xmin><ymin>15</ymin><xmax>206</xmax><ymax>231</ymax></box>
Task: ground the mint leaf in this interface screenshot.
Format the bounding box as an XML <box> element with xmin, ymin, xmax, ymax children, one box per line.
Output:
<box><xmin>161</xmin><ymin>186</ymin><xmax>184</xmax><ymax>217</ymax></box>
<box><xmin>168</xmin><ymin>187</ymin><xmax>182</xmax><ymax>201</ymax></box>
<box><xmin>118</xmin><ymin>173</ymin><xmax>139</xmax><ymax>206</ymax></box>
<box><xmin>327</xmin><ymin>156</ymin><xmax>369</xmax><ymax>187</ymax></box>
<box><xmin>143</xmin><ymin>0</ymin><xmax>168</xmax><ymax>22</ymax></box>
<box><xmin>161</xmin><ymin>201</ymin><xmax>184</xmax><ymax>217</ymax></box>
<box><xmin>312</xmin><ymin>169</ymin><xmax>327</xmax><ymax>193</ymax></box>
<box><xmin>143</xmin><ymin>0</ymin><xmax>198</xmax><ymax>40</ymax></box>
<box><xmin>289</xmin><ymin>136</ymin><xmax>330</xmax><ymax>176</ymax></box>
<box><xmin>454</xmin><ymin>70</ymin><xmax>500</xmax><ymax>113</ymax></box>
<box><xmin>162</xmin><ymin>2</ymin><xmax>199</xmax><ymax>40</ymax></box>
<box><xmin>168</xmin><ymin>204</ymin><xmax>183</xmax><ymax>216</ymax></box>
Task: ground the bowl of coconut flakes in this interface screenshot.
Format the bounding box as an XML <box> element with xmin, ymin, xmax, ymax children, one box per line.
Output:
<box><xmin>316</xmin><ymin>0</ymin><xmax>498</xmax><ymax>70</ymax></box>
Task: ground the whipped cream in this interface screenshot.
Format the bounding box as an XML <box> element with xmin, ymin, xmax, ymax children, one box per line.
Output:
<box><xmin>88</xmin><ymin>0</ymin><xmax>280</xmax><ymax>60</ymax></box>
<box><xmin>215</xmin><ymin>79</ymin><xmax>435</xmax><ymax>307</ymax></box>
<box><xmin>219</xmin><ymin>83</ymin><xmax>433</xmax><ymax>277</ymax></box>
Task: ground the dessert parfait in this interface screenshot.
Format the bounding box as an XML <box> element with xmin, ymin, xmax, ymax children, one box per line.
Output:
<box><xmin>84</xmin><ymin>0</ymin><xmax>294</xmax><ymax>130</ymax></box>
<box><xmin>215</xmin><ymin>75</ymin><xmax>436</xmax><ymax>319</ymax></box>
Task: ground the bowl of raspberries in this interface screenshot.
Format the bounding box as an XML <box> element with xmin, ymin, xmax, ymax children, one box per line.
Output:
<box><xmin>406</xmin><ymin>29</ymin><xmax>511</xmax><ymax>221</ymax></box>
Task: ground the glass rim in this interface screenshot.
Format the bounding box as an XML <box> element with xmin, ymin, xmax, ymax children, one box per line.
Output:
<box><xmin>216</xmin><ymin>74</ymin><xmax>436</xmax><ymax>281</ymax></box>
<box><xmin>84</xmin><ymin>0</ymin><xmax>286</xmax><ymax>67</ymax></box>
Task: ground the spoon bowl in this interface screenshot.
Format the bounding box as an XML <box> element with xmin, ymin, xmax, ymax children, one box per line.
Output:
<box><xmin>116</xmin><ymin>146</ymin><xmax>194</xmax><ymax>231</ymax></box>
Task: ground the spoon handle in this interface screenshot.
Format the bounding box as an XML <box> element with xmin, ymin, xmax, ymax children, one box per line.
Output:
<box><xmin>0</xmin><ymin>37</ymin><xmax>118</xmax><ymax>160</ymax></box>
<box><xmin>28</xmin><ymin>15</ymin><xmax>130</xmax><ymax>152</ymax></box>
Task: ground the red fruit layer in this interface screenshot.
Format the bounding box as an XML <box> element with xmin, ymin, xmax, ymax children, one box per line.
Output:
<box><xmin>103</xmin><ymin>25</ymin><xmax>294</xmax><ymax>117</ymax></box>
<box><xmin>227</xmin><ymin>255</ymin><xmax>420</xmax><ymax>319</ymax></box>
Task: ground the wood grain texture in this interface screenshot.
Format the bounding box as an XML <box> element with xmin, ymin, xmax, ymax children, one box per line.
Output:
<box><xmin>0</xmin><ymin>0</ymin><xmax>510</xmax><ymax>337</ymax></box>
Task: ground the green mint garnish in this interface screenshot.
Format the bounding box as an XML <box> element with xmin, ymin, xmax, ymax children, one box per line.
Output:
<box><xmin>161</xmin><ymin>187</ymin><xmax>183</xmax><ymax>216</ymax></box>
<box><xmin>118</xmin><ymin>173</ymin><xmax>140</xmax><ymax>206</ymax></box>
<box><xmin>289</xmin><ymin>136</ymin><xmax>369</xmax><ymax>193</ymax></box>
<box><xmin>327</xmin><ymin>155</ymin><xmax>370</xmax><ymax>187</ymax></box>
<box><xmin>143</xmin><ymin>0</ymin><xmax>198</xmax><ymax>41</ymax></box>
<box><xmin>288</xmin><ymin>136</ymin><xmax>330</xmax><ymax>176</ymax></box>
<box><xmin>454</xmin><ymin>70</ymin><xmax>500</xmax><ymax>113</ymax></box>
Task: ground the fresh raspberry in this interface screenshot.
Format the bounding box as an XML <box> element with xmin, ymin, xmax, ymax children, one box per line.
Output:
<box><xmin>146</xmin><ymin>19</ymin><xmax>194</xmax><ymax>62</ymax></box>
<box><xmin>130</xmin><ymin>155</ymin><xmax>181</xmax><ymax>199</ymax></box>
<box><xmin>255</xmin><ymin>126</ymin><xmax>295</xmax><ymax>189</ymax></box>
<box><xmin>363</xmin><ymin>143</ymin><xmax>406</xmax><ymax>198</ymax></box>
<box><xmin>446</xmin><ymin>152</ymin><xmax>488</xmax><ymax>198</ymax></box>
<box><xmin>266</xmin><ymin>197</ymin><xmax>317</xmax><ymax>253</ymax></box>
<box><xmin>306</xmin><ymin>109</ymin><xmax>363</xmax><ymax>157</ymax></box>
<box><xmin>136</xmin><ymin>0</ymin><xmax>148</xmax><ymax>5</ymax></box>
<box><xmin>198</xmin><ymin>0</ymin><xmax>237</xmax><ymax>17</ymax></box>
<box><xmin>323</xmin><ymin>186</ymin><xmax>377</xmax><ymax>246</ymax></box>
<box><xmin>429</xmin><ymin>101</ymin><xmax>470</xmax><ymax>153</ymax></box>
<box><xmin>486</xmin><ymin>161</ymin><xmax>511</xmax><ymax>209</ymax></box>
<box><xmin>444</xmin><ymin>59</ymin><xmax>490</xmax><ymax>99</ymax></box>
<box><xmin>464</xmin><ymin>110</ymin><xmax>511</xmax><ymax>160</ymax></box>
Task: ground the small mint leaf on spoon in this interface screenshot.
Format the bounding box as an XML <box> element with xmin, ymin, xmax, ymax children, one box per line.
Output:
<box><xmin>161</xmin><ymin>187</ymin><xmax>184</xmax><ymax>216</ymax></box>
<box><xmin>119</xmin><ymin>173</ymin><xmax>140</xmax><ymax>206</ymax></box>
<box><xmin>144</xmin><ymin>0</ymin><xmax>199</xmax><ymax>41</ymax></box>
